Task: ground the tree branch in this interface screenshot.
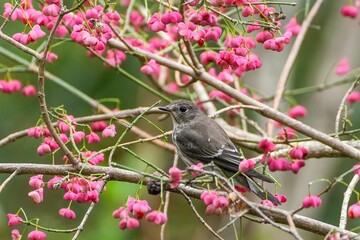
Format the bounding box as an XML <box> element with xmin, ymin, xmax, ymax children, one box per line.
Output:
<box><xmin>0</xmin><ymin>163</ymin><xmax>358</xmax><ymax>238</ymax></box>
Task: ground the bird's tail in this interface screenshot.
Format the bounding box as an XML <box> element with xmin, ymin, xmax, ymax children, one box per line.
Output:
<box><xmin>235</xmin><ymin>174</ymin><xmax>281</xmax><ymax>205</ymax></box>
<box><xmin>245</xmin><ymin>177</ymin><xmax>281</xmax><ymax>205</ymax></box>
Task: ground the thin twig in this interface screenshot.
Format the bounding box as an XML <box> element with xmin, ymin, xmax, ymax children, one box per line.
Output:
<box><xmin>108</xmin><ymin>101</ymin><xmax>161</xmax><ymax>166</ymax></box>
<box><xmin>0</xmin><ymin>169</ymin><xmax>19</xmax><ymax>193</ymax></box>
<box><xmin>36</xmin><ymin>1</ymin><xmax>81</xmax><ymax>167</ymax></box>
<box><xmin>334</xmin><ymin>78</ymin><xmax>360</xmax><ymax>139</ymax></box>
<box><xmin>0</xmin><ymin>31</ymin><xmax>42</xmax><ymax>59</ymax></box>
<box><xmin>178</xmin><ymin>188</ymin><xmax>225</xmax><ymax>240</ymax></box>
<box><xmin>287</xmin><ymin>214</ymin><xmax>303</xmax><ymax>240</ymax></box>
<box><xmin>72</xmin><ymin>176</ymin><xmax>109</xmax><ymax>240</ymax></box>
<box><xmin>292</xmin><ymin>166</ymin><xmax>360</xmax><ymax>215</ymax></box>
<box><xmin>268</xmin><ymin>0</ymin><xmax>325</xmax><ymax>136</ymax></box>
<box><xmin>161</xmin><ymin>153</ymin><xmax>179</xmax><ymax>240</ymax></box>
<box><xmin>339</xmin><ymin>174</ymin><xmax>359</xmax><ymax>230</ymax></box>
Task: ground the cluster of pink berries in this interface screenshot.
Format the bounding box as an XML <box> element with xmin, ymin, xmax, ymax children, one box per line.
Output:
<box><xmin>0</xmin><ymin>80</ymin><xmax>36</xmax><ymax>96</ymax></box>
<box><xmin>3</xmin><ymin>0</ymin><xmax>127</xmax><ymax>66</ymax></box>
<box><xmin>258</xmin><ymin>138</ymin><xmax>308</xmax><ymax>174</ymax></box>
<box><xmin>28</xmin><ymin>174</ymin><xmax>103</xmax><ymax>211</ymax></box>
<box><xmin>141</xmin><ymin>0</ymin><xmax>299</xmax><ymax>99</ymax></box>
<box><xmin>8</xmin><ymin>213</ymin><xmax>47</xmax><ymax>240</ymax></box>
<box><xmin>8</xmin><ymin>175</ymin><xmax>102</xmax><ymax>238</ymax></box>
<box><xmin>47</xmin><ymin>175</ymin><xmax>104</xmax><ymax>205</ymax></box>
<box><xmin>2</xmin><ymin>0</ymin><xmax>299</xmax><ymax>108</ymax></box>
<box><xmin>200</xmin><ymin>191</ymin><xmax>229</xmax><ymax>215</ymax></box>
<box><xmin>28</xmin><ymin>174</ymin><xmax>44</xmax><ymax>204</ymax></box>
<box><xmin>113</xmin><ymin>197</ymin><xmax>167</xmax><ymax>230</ymax></box>
<box><xmin>27</xmin><ymin>117</ymin><xmax>116</xmax><ymax>159</ymax></box>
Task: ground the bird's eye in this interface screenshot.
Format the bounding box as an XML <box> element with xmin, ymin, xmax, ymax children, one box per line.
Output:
<box><xmin>179</xmin><ymin>106</ymin><xmax>188</xmax><ymax>113</ymax></box>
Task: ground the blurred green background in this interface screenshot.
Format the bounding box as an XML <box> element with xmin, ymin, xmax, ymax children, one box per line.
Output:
<box><xmin>0</xmin><ymin>1</ymin><xmax>360</xmax><ymax>239</ymax></box>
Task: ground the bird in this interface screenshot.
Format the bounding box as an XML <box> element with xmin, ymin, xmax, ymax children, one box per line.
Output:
<box><xmin>159</xmin><ymin>99</ymin><xmax>280</xmax><ymax>205</ymax></box>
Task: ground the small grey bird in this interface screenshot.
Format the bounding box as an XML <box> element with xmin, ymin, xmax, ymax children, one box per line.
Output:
<box><xmin>159</xmin><ymin>99</ymin><xmax>280</xmax><ymax>205</ymax></box>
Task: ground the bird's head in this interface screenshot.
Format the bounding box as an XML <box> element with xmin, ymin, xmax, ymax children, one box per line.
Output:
<box><xmin>159</xmin><ymin>99</ymin><xmax>205</xmax><ymax>125</ymax></box>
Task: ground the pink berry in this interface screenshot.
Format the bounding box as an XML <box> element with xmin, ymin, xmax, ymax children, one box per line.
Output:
<box><xmin>290</xmin><ymin>160</ymin><xmax>305</xmax><ymax>174</ymax></box>
<box><xmin>37</xmin><ymin>143</ymin><xmax>52</xmax><ymax>156</ymax></box>
<box><xmin>113</xmin><ymin>207</ymin><xmax>129</xmax><ymax>219</ymax></box>
<box><xmin>59</xmin><ymin>208</ymin><xmax>76</xmax><ymax>220</ymax></box>
<box><xmin>341</xmin><ymin>5</ymin><xmax>358</xmax><ymax>19</ymax></box>
<box><xmin>258</xmin><ymin>138</ymin><xmax>276</xmax><ymax>153</ymax></box>
<box><xmin>161</xmin><ymin>11</ymin><xmax>182</xmax><ymax>24</ymax></box>
<box><xmin>348</xmin><ymin>202</ymin><xmax>360</xmax><ymax>218</ymax></box>
<box><xmin>274</xmin><ymin>194</ymin><xmax>287</xmax><ymax>204</ymax></box>
<box><xmin>238</xmin><ymin>159</ymin><xmax>255</xmax><ymax>172</ymax></box>
<box><xmin>288</xmin><ymin>105</ymin><xmax>308</xmax><ymax>119</ymax></box>
<box><xmin>189</xmin><ymin>163</ymin><xmax>204</xmax><ymax>177</ymax></box>
<box><xmin>268</xmin><ymin>157</ymin><xmax>290</xmax><ymax>172</ymax></box>
<box><xmin>119</xmin><ymin>217</ymin><xmax>139</xmax><ymax>230</ymax></box>
<box><xmin>353</xmin><ymin>164</ymin><xmax>360</xmax><ymax>176</ymax></box>
<box><xmin>91</xmin><ymin>121</ymin><xmax>107</xmax><ymax>132</ymax></box>
<box><xmin>11</xmin><ymin>229</ymin><xmax>21</xmax><ymax>240</ymax></box>
<box><xmin>29</xmin><ymin>175</ymin><xmax>44</xmax><ymax>188</ymax></box>
<box><xmin>285</xmin><ymin>18</ymin><xmax>301</xmax><ymax>36</ymax></box>
<box><xmin>200</xmin><ymin>191</ymin><xmax>218</xmax><ymax>205</ymax></box>
<box><xmin>289</xmin><ymin>147</ymin><xmax>308</xmax><ymax>159</ymax></box>
<box><xmin>28</xmin><ymin>230</ymin><xmax>46</xmax><ymax>240</ymax></box>
<box><xmin>302</xmin><ymin>195</ymin><xmax>322</xmax><ymax>208</ymax></box>
<box><xmin>335</xmin><ymin>58</ymin><xmax>350</xmax><ymax>76</ymax></box>
<box><xmin>146</xmin><ymin>210</ymin><xmax>168</xmax><ymax>225</ymax></box>
<box><xmin>7</xmin><ymin>213</ymin><xmax>23</xmax><ymax>227</ymax></box>
<box><xmin>261</xmin><ymin>200</ymin><xmax>274</xmax><ymax>207</ymax></box>
<box><xmin>102</xmin><ymin>124</ymin><xmax>116</xmax><ymax>138</ymax></box>
<box><xmin>212</xmin><ymin>196</ymin><xmax>229</xmax><ymax>208</ymax></box>
<box><xmin>86</xmin><ymin>132</ymin><xmax>100</xmax><ymax>144</ymax></box>
<box><xmin>169</xmin><ymin>167</ymin><xmax>182</xmax><ymax>188</ymax></box>
<box><xmin>73</xmin><ymin>131</ymin><xmax>85</xmax><ymax>143</ymax></box>
<box><xmin>22</xmin><ymin>85</ymin><xmax>37</xmax><ymax>96</ymax></box>
<box><xmin>28</xmin><ymin>188</ymin><xmax>44</xmax><ymax>204</ymax></box>
<box><xmin>148</xmin><ymin>13</ymin><xmax>166</xmax><ymax>32</ymax></box>
<box><xmin>346</xmin><ymin>91</ymin><xmax>360</xmax><ymax>103</ymax></box>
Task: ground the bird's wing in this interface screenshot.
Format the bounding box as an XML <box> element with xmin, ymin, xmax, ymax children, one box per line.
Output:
<box><xmin>174</xmin><ymin>117</ymin><xmax>274</xmax><ymax>183</ymax></box>
<box><xmin>174</xmin><ymin>116</ymin><xmax>241</xmax><ymax>173</ymax></box>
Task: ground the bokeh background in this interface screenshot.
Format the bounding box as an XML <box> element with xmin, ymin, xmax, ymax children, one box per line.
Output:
<box><xmin>0</xmin><ymin>1</ymin><xmax>360</xmax><ymax>239</ymax></box>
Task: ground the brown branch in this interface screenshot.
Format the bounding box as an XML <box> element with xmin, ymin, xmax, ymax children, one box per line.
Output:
<box><xmin>36</xmin><ymin>2</ymin><xmax>82</xmax><ymax>167</ymax></box>
<box><xmin>250</xmin><ymin>206</ymin><xmax>357</xmax><ymax>238</ymax></box>
<box><xmin>0</xmin><ymin>163</ymin><xmax>358</xmax><ymax>238</ymax></box>
<box><xmin>1</xmin><ymin>107</ymin><xmax>360</xmax><ymax>159</ymax></box>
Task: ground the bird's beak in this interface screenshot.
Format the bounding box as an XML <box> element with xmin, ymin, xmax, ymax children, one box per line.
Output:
<box><xmin>159</xmin><ymin>106</ymin><xmax>171</xmax><ymax>112</ymax></box>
